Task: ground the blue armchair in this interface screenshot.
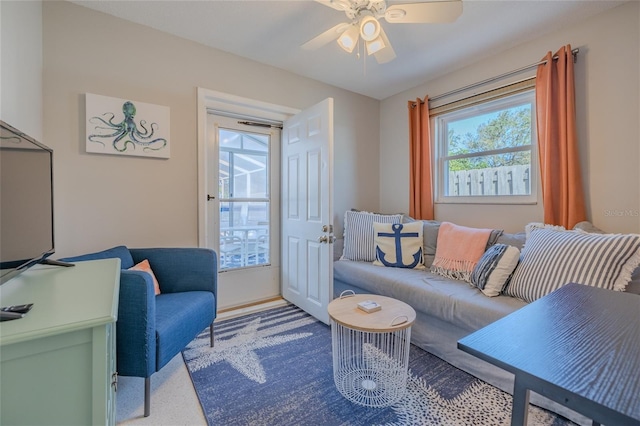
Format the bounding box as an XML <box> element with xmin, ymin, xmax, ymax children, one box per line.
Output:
<box><xmin>61</xmin><ymin>246</ymin><xmax>217</xmax><ymax>417</ymax></box>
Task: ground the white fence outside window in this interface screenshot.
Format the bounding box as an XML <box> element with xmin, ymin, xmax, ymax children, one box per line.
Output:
<box><xmin>447</xmin><ymin>164</ymin><xmax>531</xmax><ymax>197</ymax></box>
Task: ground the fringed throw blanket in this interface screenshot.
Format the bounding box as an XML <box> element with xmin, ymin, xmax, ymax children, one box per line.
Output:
<box><xmin>431</xmin><ymin>221</ymin><xmax>493</xmax><ymax>282</ymax></box>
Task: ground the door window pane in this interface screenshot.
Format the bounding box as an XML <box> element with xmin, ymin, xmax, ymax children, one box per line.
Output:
<box><xmin>218</xmin><ymin>126</ymin><xmax>270</xmax><ymax>270</ymax></box>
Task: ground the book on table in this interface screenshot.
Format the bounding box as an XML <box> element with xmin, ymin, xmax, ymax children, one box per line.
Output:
<box><xmin>357</xmin><ymin>300</ymin><xmax>382</xmax><ymax>313</ymax></box>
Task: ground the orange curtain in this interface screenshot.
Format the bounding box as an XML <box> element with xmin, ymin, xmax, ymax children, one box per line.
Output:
<box><xmin>408</xmin><ymin>97</ymin><xmax>434</xmax><ymax>220</ymax></box>
<box><xmin>535</xmin><ymin>44</ymin><xmax>586</xmax><ymax>229</ymax></box>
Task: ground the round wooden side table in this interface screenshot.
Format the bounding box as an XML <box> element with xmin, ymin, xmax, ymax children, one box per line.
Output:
<box><xmin>327</xmin><ymin>293</ymin><xmax>416</xmax><ymax>407</ymax></box>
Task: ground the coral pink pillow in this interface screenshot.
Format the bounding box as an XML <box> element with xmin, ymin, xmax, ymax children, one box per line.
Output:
<box><xmin>129</xmin><ymin>259</ymin><xmax>161</xmax><ymax>295</ymax></box>
<box><xmin>431</xmin><ymin>222</ymin><xmax>493</xmax><ymax>282</ymax></box>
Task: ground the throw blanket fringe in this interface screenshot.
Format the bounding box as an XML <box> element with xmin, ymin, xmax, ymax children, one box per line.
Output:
<box><xmin>431</xmin><ymin>262</ymin><xmax>476</xmax><ymax>282</ymax></box>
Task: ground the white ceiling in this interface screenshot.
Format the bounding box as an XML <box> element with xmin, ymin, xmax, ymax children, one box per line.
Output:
<box><xmin>69</xmin><ymin>0</ymin><xmax>624</xmax><ymax>100</ymax></box>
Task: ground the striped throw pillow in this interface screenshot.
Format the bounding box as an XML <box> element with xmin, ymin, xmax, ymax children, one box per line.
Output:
<box><xmin>342</xmin><ymin>211</ymin><xmax>403</xmax><ymax>262</ymax></box>
<box><xmin>505</xmin><ymin>228</ymin><xmax>640</xmax><ymax>302</ymax></box>
<box><xmin>470</xmin><ymin>244</ymin><xmax>520</xmax><ymax>297</ymax></box>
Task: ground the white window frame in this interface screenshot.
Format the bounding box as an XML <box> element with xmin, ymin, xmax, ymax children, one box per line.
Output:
<box><xmin>434</xmin><ymin>89</ymin><xmax>538</xmax><ymax>205</ymax></box>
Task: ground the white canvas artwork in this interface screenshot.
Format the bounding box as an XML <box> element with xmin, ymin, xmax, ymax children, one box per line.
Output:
<box><xmin>85</xmin><ymin>93</ymin><xmax>170</xmax><ymax>158</ymax></box>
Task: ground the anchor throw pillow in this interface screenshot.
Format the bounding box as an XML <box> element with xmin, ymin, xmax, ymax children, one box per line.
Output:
<box><xmin>373</xmin><ymin>222</ymin><xmax>425</xmax><ymax>269</ymax></box>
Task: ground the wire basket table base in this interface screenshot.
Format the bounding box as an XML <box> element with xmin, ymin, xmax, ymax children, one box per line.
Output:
<box><xmin>331</xmin><ymin>322</ymin><xmax>411</xmax><ymax>407</ymax></box>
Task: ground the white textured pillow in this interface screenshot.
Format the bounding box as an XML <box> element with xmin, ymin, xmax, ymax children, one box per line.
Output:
<box><xmin>373</xmin><ymin>222</ymin><xmax>425</xmax><ymax>269</ymax></box>
<box><xmin>505</xmin><ymin>228</ymin><xmax>640</xmax><ymax>302</ymax></box>
<box><xmin>342</xmin><ymin>211</ymin><xmax>403</xmax><ymax>262</ymax></box>
<box><xmin>470</xmin><ymin>244</ymin><xmax>520</xmax><ymax>297</ymax></box>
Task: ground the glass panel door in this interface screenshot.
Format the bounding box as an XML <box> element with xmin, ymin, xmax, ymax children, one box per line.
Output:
<box><xmin>218</xmin><ymin>127</ymin><xmax>270</xmax><ymax>270</ymax></box>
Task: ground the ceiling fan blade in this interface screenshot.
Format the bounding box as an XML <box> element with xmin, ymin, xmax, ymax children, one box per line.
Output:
<box><xmin>313</xmin><ymin>0</ymin><xmax>350</xmax><ymax>11</ymax></box>
<box><xmin>385</xmin><ymin>1</ymin><xmax>463</xmax><ymax>24</ymax></box>
<box><xmin>301</xmin><ymin>22</ymin><xmax>350</xmax><ymax>50</ymax></box>
<box><xmin>373</xmin><ymin>27</ymin><xmax>396</xmax><ymax>64</ymax></box>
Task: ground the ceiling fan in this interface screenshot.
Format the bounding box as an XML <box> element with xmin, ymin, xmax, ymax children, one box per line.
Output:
<box><xmin>302</xmin><ymin>0</ymin><xmax>463</xmax><ymax>64</ymax></box>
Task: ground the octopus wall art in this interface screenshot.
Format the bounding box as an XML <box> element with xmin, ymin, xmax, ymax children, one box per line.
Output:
<box><xmin>86</xmin><ymin>93</ymin><xmax>170</xmax><ymax>158</ymax></box>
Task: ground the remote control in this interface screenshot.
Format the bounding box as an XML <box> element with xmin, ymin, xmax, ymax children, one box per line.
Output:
<box><xmin>0</xmin><ymin>303</ymin><xmax>33</xmax><ymax>314</ymax></box>
<box><xmin>0</xmin><ymin>311</ymin><xmax>25</xmax><ymax>321</ymax></box>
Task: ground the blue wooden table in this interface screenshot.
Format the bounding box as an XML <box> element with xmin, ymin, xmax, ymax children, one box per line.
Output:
<box><xmin>458</xmin><ymin>282</ymin><xmax>640</xmax><ymax>426</ymax></box>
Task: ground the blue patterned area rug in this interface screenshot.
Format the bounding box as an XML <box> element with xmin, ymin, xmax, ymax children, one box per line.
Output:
<box><xmin>183</xmin><ymin>304</ymin><xmax>576</xmax><ymax>426</ymax></box>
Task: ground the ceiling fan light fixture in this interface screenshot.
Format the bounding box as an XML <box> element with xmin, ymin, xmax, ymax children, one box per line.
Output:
<box><xmin>337</xmin><ymin>25</ymin><xmax>359</xmax><ymax>53</ymax></box>
<box><xmin>359</xmin><ymin>16</ymin><xmax>380</xmax><ymax>42</ymax></box>
<box><xmin>366</xmin><ymin>36</ymin><xmax>386</xmax><ymax>55</ymax></box>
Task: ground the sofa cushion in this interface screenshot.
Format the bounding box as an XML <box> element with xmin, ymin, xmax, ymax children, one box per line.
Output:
<box><xmin>470</xmin><ymin>244</ymin><xmax>520</xmax><ymax>297</ymax></box>
<box><xmin>572</xmin><ymin>221</ymin><xmax>606</xmax><ymax>234</ymax></box>
<box><xmin>421</xmin><ymin>220</ymin><xmax>441</xmax><ymax>268</ymax></box>
<box><xmin>495</xmin><ymin>232</ymin><xmax>526</xmax><ymax>250</ymax></box>
<box><xmin>155</xmin><ymin>291</ymin><xmax>214</xmax><ymax>369</ymax></box>
<box><xmin>334</xmin><ymin>259</ymin><xmax>527</xmax><ymax>332</ymax></box>
<box><xmin>373</xmin><ymin>222</ymin><xmax>424</xmax><ymax>269</ymax></box>
<box><xmin>342</xmin><ymin>210</ymin><xmax>403</xmax><ymax>262</ymax></box>
<box><xmin>505</xmin><ymin>228</ymin><xmax>640</xmax><ymax>302</ymax></box>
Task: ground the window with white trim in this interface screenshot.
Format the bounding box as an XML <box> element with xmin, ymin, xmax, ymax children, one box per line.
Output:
<box><xmin>434</xmin><ymin>87</ymin><xmax>537</xmax><ymax>204</ymax></box>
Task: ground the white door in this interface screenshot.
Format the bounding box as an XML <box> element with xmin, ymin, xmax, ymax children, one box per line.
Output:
<box><xmin>281</xmin><ymin>98</ymin><xmax>334</xmax><ymax>324</ymax></box>
<box><xmin>205</xmin><ymin>114</ymin><xmax>281</xmax><ymax>308</ymax></box>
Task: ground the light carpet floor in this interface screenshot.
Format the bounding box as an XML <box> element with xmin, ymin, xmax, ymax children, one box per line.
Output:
<box><xmin>116</xmin><ymin>353</ymin><xmax>206</xmax><ymax>425</ymax></box>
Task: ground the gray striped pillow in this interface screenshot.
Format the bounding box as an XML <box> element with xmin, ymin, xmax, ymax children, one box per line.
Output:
<box><xmin>342</xmin><ymin>211</ymin><xmax>403</xmax><ymax>262</ymax></box>
<box><xmin>505</xmin><ymin>228</ymin><xmax>640</xmax><ymax>302</ymax></box>
<box><xmin>470</xmin><ymin>244</ymin><xmax>520</xmax><ymax>297</ymax></box>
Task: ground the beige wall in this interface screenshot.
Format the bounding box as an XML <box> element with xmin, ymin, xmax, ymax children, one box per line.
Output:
<box><xmin>379</xmin><ymin>2</ymin><xmax>640</xmax><ymax>234</ymax></box>
<box><xmin>28</xmin><ymin>0</ymin><xmax>640</xmax><ymax>261</ymax></box>
<box><xmin>1</xmin><ymin>1</ymin><xmax>43</xmax><ymax>140</ymax></box>
<box><xmin>43</xmin><ymin>1</ymin><xmax>380</xmax><ymax>258</ymax></box>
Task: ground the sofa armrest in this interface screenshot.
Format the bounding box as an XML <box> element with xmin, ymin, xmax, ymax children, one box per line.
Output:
<box><xmin>116</xmin><ymin>270</ymin><xmax>157</xmax><ymax>378</ymax></box>
<box><xmin>130</xmin><ymin>248</ymin><xmax>217</xmax><ymax>296</ymax></box>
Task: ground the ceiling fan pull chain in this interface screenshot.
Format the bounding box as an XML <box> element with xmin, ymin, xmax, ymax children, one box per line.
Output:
<box><xmin>363</xmin><ymin>43</ymin><xmax>367</xmax><ymax>77</ymax></box>
<box><xmin>359</xmin><ymin>38</ymin><xmax>366</xmax><ymax>76</ymax></box>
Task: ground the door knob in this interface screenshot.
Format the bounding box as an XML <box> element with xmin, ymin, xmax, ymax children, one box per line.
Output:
<box><xmin>318</xmin><ymin>235</ymin><xmax>328</xmax><ymax>243</ymax></box>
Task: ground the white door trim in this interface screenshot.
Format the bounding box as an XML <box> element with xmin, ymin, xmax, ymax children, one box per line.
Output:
<box><xmin>197</xmin><ymin>88</ymin><xmax>300</xmax><ymax>248</ymax></box>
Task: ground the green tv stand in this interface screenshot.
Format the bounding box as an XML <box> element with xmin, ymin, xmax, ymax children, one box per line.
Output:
<box><xmin>0</xmin><ymin>258</ymin><xmax>120</xmax><ymax>425</ymax></box>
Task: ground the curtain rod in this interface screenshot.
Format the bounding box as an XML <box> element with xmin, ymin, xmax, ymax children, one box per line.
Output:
<box><xmin>427</xmin><ymin>48</ymin><xmax>579</xmax><ymax>104</ymax></box>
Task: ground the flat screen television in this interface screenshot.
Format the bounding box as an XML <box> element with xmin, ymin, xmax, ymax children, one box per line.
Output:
<box><xmin>0</xmin><ymin>120</ymin><xmax>59</xmax><ymax>284</ymax></box>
